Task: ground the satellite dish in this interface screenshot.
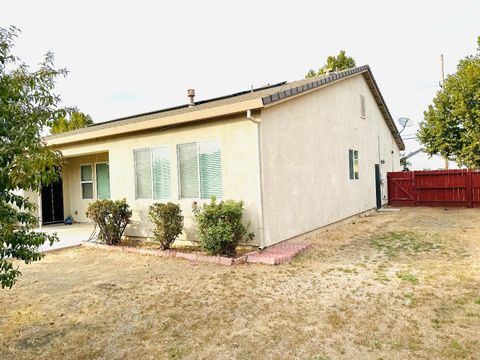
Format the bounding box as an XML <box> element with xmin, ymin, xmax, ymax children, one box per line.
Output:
<box><xmin>398</xmin><ymin>117</ymin><xmax>410</xmax><ymax>127</ymax></box>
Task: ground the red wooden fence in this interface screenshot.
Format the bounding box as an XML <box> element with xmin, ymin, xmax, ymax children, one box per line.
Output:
<box><xmin>387</xmin><ymin>169</ymin><xmax>480</xmax><ymax>208</ymax></box>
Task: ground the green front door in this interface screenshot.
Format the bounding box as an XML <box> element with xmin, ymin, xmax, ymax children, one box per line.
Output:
<box><xmin>96</xmin><ymin>163</ymin><xmax>111</xmax><ymax>199</ymax></box>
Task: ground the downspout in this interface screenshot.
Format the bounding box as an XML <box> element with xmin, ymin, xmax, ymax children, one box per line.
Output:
<box><xmin>247</xmin><ymin>110</ymin><xmax>265</xmax><ymax>249</ymax></box>
<box><xmin>377</xmin><ymin>135</ymin><xmax>383</xmax><ymax>202</ymax></box>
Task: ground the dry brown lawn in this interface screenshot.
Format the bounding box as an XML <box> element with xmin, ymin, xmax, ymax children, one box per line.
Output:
<box><xmin>1</xmin><ymin>207</ymin><xmax>479</xmax><ymax>360</ymax></box>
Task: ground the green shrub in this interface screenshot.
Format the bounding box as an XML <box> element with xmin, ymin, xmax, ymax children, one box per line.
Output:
<box><xmin>86</xmin><ymin>199</ymin><xmax>132</xmax><ymax>245</ymax></box>
<box><xmin>149</xmin><ymin>202</ymin><xmax>184</xmax><ymax>250</ymax></box>
<box><xmin>192</xmin><ymin>197</ymin><xmax>254</xmax><ymax>256</ymax></box>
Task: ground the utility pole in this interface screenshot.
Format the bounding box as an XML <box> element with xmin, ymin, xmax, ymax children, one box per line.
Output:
<box><xmin>441</xmin><ymin>54</ymin><xmax>449</xmax><ymax>170</ymax></box>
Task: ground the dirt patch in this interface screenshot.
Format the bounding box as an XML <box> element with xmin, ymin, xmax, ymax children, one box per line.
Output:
<box><xmin>1</xmin><ymin>207</ymin><xmax>479</xmax><ymax>359</ymax></box>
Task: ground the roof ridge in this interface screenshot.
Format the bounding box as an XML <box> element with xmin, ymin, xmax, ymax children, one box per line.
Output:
<box><xmin>46</xmin><ymin>65</ymin><xmax>405</xmax><ymax>151</ymax></box>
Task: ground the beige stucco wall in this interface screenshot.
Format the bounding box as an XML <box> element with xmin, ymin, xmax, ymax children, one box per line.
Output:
<box><xmin>259</xmin><ymin>75</ymin><xmax>401</xmax><ymax>246</ymax></box>
<box><xmin>57</xmin><ymin>115</ymin><xmax>262</xmax><ymax>245</ymax></box>
<box><xmin>13</xmin><ymin>189</ymin><xmax>40</xmax><ymax>223</ymax></box>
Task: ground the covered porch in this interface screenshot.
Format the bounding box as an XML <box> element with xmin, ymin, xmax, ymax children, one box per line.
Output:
<box><xmin>39</xmin><ymin>150</ymin><xmax>110</xmax><ymax>226</ymax></box>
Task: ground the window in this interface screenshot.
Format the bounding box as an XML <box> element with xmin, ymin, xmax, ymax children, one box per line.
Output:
<box><xmin>177</xmin><ymin>142</ymin><xmax>199</xmax><ymax>198</ymax></box>
<box><xmin>178</xmin><ymin>140</ymin><xmax>222</xmax><ymax>199</ymax></box>
<box><xmin>134</xmin><ymin>149</ymin><xmax>153</xmax><ymax>199</ymax></box>
<box><xmin>360</xmin><ymin>95</ymin><xmax>366</xmax><ymax>119</ymax></box>
<box><xmin>349</xmin><ymin>150</ymin><xmax>359</xmax><ymax>180</ymax></box>
<box><xmin>96</xmin><ymin>163</ymin><xmax>111</xmax><ymax>199</ymax></box>
<box><xmin>80</xmin><ymin>164</ymin><xmax>94</xmax><ymax>199</ymax></box>
<box><xmin>199</xmin><ymin>140</ymin><xmax>222</xmax><ymax>199</ymax></box>
<box><xmin>134</xmin><ymin>147</ymin><xmax>171</xmax><ymax>199</ymax></box>
<box><xmin>152</xmin><ymin>147</ymin><xmax>171</xmax><ymax>199</ymax></box>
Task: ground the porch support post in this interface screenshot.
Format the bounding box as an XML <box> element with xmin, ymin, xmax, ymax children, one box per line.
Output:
<box><xmin>37</xmin><ymin>190</ymin><xmax>43</xmax><ymax>228</ymax></box>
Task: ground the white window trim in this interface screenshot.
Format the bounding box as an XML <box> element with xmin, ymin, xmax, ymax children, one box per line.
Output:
<box><xmin>176</xmin><ymin>139</ymin><xmax>223</xmax><ymax>200</ymax></box>
<box><xmin>80</xmin><ymin>163</ymin><xmax>94</xmax><ymax>200</ymax></box>
<box><xmin>134</xmin><ymin>146</ymin><xmax>172</xmax><ymax>200</ymax></box>
<box><xmin>353</xmin><ymin>150</ymin><xmax>359</xmax><ymax>180</ymax></box>
<box><xmin>349</xmin><ymin>149</ymin><xmax>359</xmax><ymax>181</ymax></box>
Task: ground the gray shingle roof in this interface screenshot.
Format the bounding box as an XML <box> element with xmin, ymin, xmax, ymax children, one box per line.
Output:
<box><xmin>46</xmin><ymin>65</ymin><xmax>404</xmax><ymax>150</ymax></box>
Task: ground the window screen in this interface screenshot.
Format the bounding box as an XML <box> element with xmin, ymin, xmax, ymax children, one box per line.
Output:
<box><xmin>134</xmin><ymin>149</ymin><xmax>152</xmax><ymax>199</ymax></box>
<box><xmin>177</xmin><ymin>142</ymin><xmax>199</xmax><ymax>198</ymax></box>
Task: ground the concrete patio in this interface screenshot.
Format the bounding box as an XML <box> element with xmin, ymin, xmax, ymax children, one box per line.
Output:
<box><xmin>36</xmin><ymin>223</ymin><xmax>95</xmax><ymax>252</ymax></box>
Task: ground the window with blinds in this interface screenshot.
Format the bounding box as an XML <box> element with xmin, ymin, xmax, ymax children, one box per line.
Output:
<box><xmin>177</xmin><ymin>142</ymin><xmax>199</xmax><ymax>198</ymax></box>
<box><xmin>134</xmin><ymin>149</ymin><xmax>153</xmax><ymax>199</ymax></box>
<box><xmin>178</xmin><ymin>140</ymin><xmax>222</xmax><ymax>199</ymax></box>
<box><xmin>134</xmin><ymin>147</ymin><xmax>172</xmax><ymax>199</ymax></box>
<box><xmin>199</xmin><ymin>140</ymin><xmax>222</xmax><ymax>199</ymax></box>
<box><xmin>152</xmin><ymin>147</ymin><xmax>171</xmax><ymax>199</ymax></box>
<box><xmin>349</xmin><ymin>149</ymin><xmax>359</xmax><ymax>180</ymax></box>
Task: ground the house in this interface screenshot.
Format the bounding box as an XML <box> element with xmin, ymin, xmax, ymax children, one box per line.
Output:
<box><xmin>32</xmin><ymin>65</ymin><xmax>404</xmax><ymax>248</ymax></box>
<box><xmin>401</xmin><ymin>147</ymin><xmax>460</xmax><ymax>171</ymax></box>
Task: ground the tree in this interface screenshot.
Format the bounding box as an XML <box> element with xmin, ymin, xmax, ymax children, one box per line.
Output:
<box><xmin>400</xmin><ymin>157</ymin><xmax>411</xmax><ymax>171</ymax></box>
<box><xmin>306</xmin><ymin>50</ymin><xmax>357</xmax><ymax>78</ymax></box>
<box><xmin>50</xmin><ymin>110</ymin><xmax>93</xmax><ymax>134</ymax></box>
<box><xmin>418</xmin><ymin>37</ymin><xmax>480</xmax><ymax>168</ymax></box>
<box><xmin>0</xmin><ymin>26</ymin><xmax>68</xmax><ymax>288</ymax></box>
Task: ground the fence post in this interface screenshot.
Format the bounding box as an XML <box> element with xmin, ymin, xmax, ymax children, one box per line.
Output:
<box><xmin>387</xmin><ymin>172</ymin><xmax>391</xmax><ymax>206</ymax></box>
<box><xmin>466</xmin><ymin>171</ymin><xmax>473</xmax><ymax>208</ymax></box>
<box><xmin>412</xmin><ymin>171</ymin><xmax>418</xmax><ymax>206</ymax></box>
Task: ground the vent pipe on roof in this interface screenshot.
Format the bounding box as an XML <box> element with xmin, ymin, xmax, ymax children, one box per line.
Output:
<box><xmin>187</xmin><ymin>89</ymin><xmax>195</xmax><ymax>107</ymax></box>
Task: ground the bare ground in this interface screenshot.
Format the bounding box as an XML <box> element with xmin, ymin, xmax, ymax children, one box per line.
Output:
<box><xmin>0</xmin><ymin>207</ymin><xmax>479</xmax><ymax>360</ymax></box>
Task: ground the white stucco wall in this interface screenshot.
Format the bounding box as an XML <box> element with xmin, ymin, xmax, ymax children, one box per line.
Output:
<box><xmin>57</xmin><ymin>115</ymin><xmax>262</xmax><ymax>245</ymax></box>
<box><xmin>259</xmin><ymin>74</ymin><xmax>401</xmax><ymax>246</ymax></box>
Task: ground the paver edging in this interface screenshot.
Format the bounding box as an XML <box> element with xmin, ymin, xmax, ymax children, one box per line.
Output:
<box><xmin>81</xmin><ymin>241</ymin><xmax>311</xmax><ymax>266</ymax></box>
<box><xmin>81</xmin><ymin>242</ymin><xmax>239</xmax><ymax>266</ymax></box>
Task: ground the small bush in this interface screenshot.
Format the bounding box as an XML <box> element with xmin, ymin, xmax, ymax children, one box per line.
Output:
<box><xmin>192</xmin><ymin>197</ymin><xmax>254</xmax><ymax>256</ymax></box>
<box><xmin>149</xmin><ymin>202</ymin><xmax>184</xmax><ymax>250</ymax></box>
<box><xmin>86</xmin><ymin>199</ymin><xmax>132</xmax><ymax>245</ymax></box>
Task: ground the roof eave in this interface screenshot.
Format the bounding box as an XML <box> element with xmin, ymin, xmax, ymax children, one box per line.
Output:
<box><xmin>362</xmin><ymin>67</ymin><xmax>405</xmax><ymax>151</ymax></box>
<box><xmin>46</xmin><ymin>97</ymin><xmax>264</xmax><ymax>147</ymax></box>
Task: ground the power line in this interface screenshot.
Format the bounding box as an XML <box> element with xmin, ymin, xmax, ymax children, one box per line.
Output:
<box><xmin>387</xmin><ymin>82</ymin><xmax>439</xmax><ymax>96</ymax></box>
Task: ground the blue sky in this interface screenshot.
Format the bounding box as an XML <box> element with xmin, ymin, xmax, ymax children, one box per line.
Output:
<box><xmin>1</xmin><ymin>0</ymin><xmax>479</xmax><ymax>154</ymax></box>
